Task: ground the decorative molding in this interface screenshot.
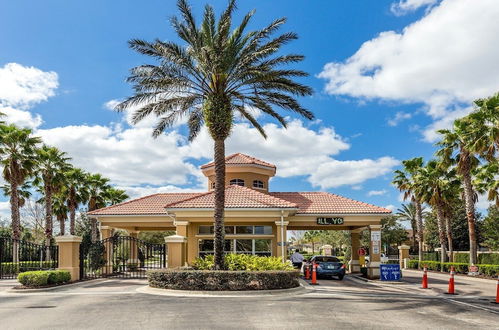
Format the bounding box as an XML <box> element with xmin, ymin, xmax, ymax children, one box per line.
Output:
<box><xmin>274</xmin><ymin>221</ymin><xmax>289</xmax><ymax>226</ymax></box>
<box><xmin>55</xmin><ymin>235</ymin><xmax>83</xmax><ymax>243</ymax></box>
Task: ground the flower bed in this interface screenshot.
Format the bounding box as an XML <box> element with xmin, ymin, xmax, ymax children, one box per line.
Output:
<box><xmin>148</xmin><ymin>269</ymin><xmax>300</xmax><ymax>291</ymax></box>
<box><xmin>17</xmin><ymin>270</ymin><xmax>71</xmax><ymax>288</ymax></box>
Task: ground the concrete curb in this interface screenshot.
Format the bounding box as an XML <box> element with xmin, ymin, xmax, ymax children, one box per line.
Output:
<box><xmin>136</xmin><ymin>283</ymin><xmax>307</xmax><ymax>297</ymax></box>
<box><xmin>4</xmin><ymin>278</ymin><xmax>104</xmax><ymax>293</ymax></box>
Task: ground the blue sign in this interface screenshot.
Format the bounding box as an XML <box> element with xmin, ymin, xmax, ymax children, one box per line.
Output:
<box><xmin>380</xmin><ymin>264</ymin><xmax>401</xmax><ymax>281</ymax></box>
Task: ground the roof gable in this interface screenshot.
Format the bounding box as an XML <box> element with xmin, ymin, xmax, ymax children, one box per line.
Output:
<box><xmin>200</xmin><ymin>153</ymin><xmax>276</xmax><ymax>169</ymax></box>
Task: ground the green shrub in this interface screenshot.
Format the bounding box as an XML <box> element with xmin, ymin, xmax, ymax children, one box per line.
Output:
<box><xmin>478</xmin><ymin>254</ymin><xmax>499</xmax><ymax>265</ymax></box>
<box><xmin>407</xmin><ymin>260</ymin><xmax>499</xmax><ymax>277</ymax></box>
<box><xmin>193</xmin><ymin>254</ymin><xmax>293</xmax><ymax>271</ymax></box>
<box><xmin>17</xmin><ymin>270</ymin><xmax>71</xmax><ymax>287</ymax></box>
<box><xmin>148</xmin><ymin>269</ymin><xmax>300</xmax><ymax>291</ymax></box>
<box><xmin>0</xmin><ymin>261</ymin><xmax>56</xmax><ymax>275</ymax></box>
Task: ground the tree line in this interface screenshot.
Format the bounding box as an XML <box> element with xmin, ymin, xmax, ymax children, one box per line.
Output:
<box><xmin>393</xmin><ymin>92</ymin><xmax>499</xmax><ymax>265</ymax></box>
<box><xmin>0</xmin><ymin>119</ymin><xmax>128</xmax><ymax>252</ymax></box>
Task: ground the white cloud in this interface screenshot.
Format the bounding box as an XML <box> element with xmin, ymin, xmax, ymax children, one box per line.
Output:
<box><xmin>116</xmin><ymin>185</ymin><xmax>202</xmax><ymax>200</ymax></box>
<box><xmin>390</xmin><ymin>0</ymin><xmax>438</xmax><ymax>16</ymax></box>
<box><xmin>368</xmin><ymin>189</ymin><xmax>388</xmax><ymax>196</ymax></box>
<box><xmin>103</xmin><ymin>99</ymin><xmax>120</xmax><ymax>111</ymax></box>
<box><xmin>0</xmin><ymin>63</ymin><xmax>58</xmax><ymax>109</ymax></box>
<box><xmin>421</xmin><ymin>106</ymin><xmax>472</xmax><ymax>142</ymax></box>
<box><xmin>0</xmin><ymin>201</ymin><xmax>10</xmax><ymax>219</ymax></box>
<box><xmin>1</xmin><ymin>106</ymin><xmax>43</xmax><ymax>129</ymax></box>
<box><xmin>351</xmin><ymin>185</ymin><xmax>363</xmax><ymax>190</ymax></box>
<box><xmin>309</xmin><ymin>157</ymin><xmax>399</xmax><ymax>189</ymax></box>
<box><xmin>319</xmin><ymin>0</ymin><xmax>499</xmax><ymax>140</ymax></box>
<box><xmin>384</xmin><ymin>204</ymin><xmax>396</xmax><ymax>211</ymax></box>
<box><xmin>387</xmin><ymin>111</ymin><xmax>412</xmax><ymax>127</ymax></box>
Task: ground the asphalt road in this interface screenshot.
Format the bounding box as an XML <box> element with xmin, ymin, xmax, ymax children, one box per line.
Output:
<box><xmin>0</xmin><ymin>276</ymin><xmax>497</xmax><ymax>330</ymax></box>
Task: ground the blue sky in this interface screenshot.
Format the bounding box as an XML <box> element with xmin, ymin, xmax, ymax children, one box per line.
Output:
<box><xmin>0</xmin><ymin>0</ymin><xmax>498</xmax><ymax>215</ymax></box>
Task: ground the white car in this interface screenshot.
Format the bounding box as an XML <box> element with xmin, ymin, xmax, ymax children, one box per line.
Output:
<box><xmin>364</xmin><ymin>254</ymin><xmax>389</xmax><ymax>263</ymax></box>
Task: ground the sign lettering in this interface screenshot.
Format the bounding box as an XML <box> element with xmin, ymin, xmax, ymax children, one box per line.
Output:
<box><xmin>380</xmin><ymin>264</ymin><xmax>401</xmax><ymax>281</ymax></box>
<box><xmin>316</xmin><ymin>217</ymin><xmax>344</xmax><ymax>225</ymax></box>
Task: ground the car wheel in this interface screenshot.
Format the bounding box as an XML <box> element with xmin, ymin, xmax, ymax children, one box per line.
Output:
<box><xmin>338</xmin><ymin>274</ymin><xmax>344</xmax><ymax>281</ymax></box>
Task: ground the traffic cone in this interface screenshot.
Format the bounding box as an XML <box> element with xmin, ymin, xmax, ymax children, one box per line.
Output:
<box><xmin>422</xmin><ymin>265</ymin><xmax>428</xmax><ymax>289</ymax></box>
<box><xmin>494</xmin><ymin>275</ymin><xmax>499</xmax><ymax>304</ymax></box>
<box><xmin>446</xmin><ymin>266</ymin><xmax>456</xmax><ymax>295</ymax></box>
<box><xmin>305</xmin><ymin>265</ymin><xmax>310</xmax><ymax>280</ymax></box>
<box><xmin>310</xmin><ymin>262</ymin><xmax>318</xmax><ymax>285</ymax></box>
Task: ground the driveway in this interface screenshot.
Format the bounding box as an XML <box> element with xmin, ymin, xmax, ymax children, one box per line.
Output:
<box><xmin>0</xmin><ymin>276</ymin><xmax>497</xmax><ymax>329</ymax></box>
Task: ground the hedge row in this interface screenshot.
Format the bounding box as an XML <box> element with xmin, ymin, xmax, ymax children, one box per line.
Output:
<box><xmin>453</xmin><ymin>253</ymin><xmax>499</xmax><ymax>265</ymax></box>
<box><xmin>0</xmin><ymin>261</ymin><xmax>56</xmax><ymax>274</ymax></box>
<box><xmin>407</xmin><ymin>260</ymin><xmax>499</xmax><ymax>277</ymax></box>
<box><xmin>148</xmin><ymin>269</ymin><xmax>300</xmax><ymax>291</ymax></box>
<box><xmin>17</xmin><ymin>270</ymin><xmax>71</xmax><ymax>287</ymax></box>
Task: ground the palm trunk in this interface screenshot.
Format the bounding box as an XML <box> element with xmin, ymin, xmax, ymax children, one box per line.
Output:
<box><xmin>445</xmin><ymin>215</ymin><xmax>453</xmax><ymax>262</ymax></box>
<box><xmin>69</xmin><ymin>193</ymin><xmax>76</xmax><ymax>235</ymax></box>
<box><xmin>44</xmin><ymin>184</ymin><xmax>53</xmax><ymax>247</ymax></box>
<box><xmin>58</xmin><ymin>214</ymin><xmax>65</xmax><ymax>236</ymax></box>
<box><xmin>460</xmin><ymin>152</ymin><xmax>478</xmax><ymax>265</ymax></box>
<box><xmin>435</xmin><ymin>203</ymin><xmax>448</xmax><ymax>266</ymax></box>
<box><xmin>213</xmin><ymin>138</ymin><xmax>226</xmax><ymax>270</ymax></box>
<box><xmin>415</xmin><ymin>200</ymin><xmax>424</xmax><ymax>269</ymax></box>
<box><xmin>10</xmin><ymin>179</ymin><xmax>20</xmax><ymax>263</ymax></box>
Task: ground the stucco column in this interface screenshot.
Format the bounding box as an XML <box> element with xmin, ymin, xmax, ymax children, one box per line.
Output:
<box><xmin>128</xmin><ymin>230</ymin><xmax>140</xmax><ymax>266</ymax></box>
<box><xmin>349</xmin><ymin>229</ymin><xmax>362</xmax><ymax>273</ymax></box>
<box><xmin>368</xmin><ymin>225</ymin><xmax>382</xmax><ymax>279</ymax></box>
<box><xmin>165</xmin><ymin>235</ymin><xmax>187</xmax><ymax>268</ymax></box>
<box><xmin>275</xmin><ymin>220</ymin><xmax>289</xmax><ymax>262</ymax></box>
<box><xmin>398</xmin><ymin>245</ymin><xmax>410</xmax><ymax>269</ymax></box>
<box><xmin>55</xmin><ymin>235</ymin><xmax>82</xmax><ymax>281</ymax></box>
<box><xmin>175</xmin><ymin>221</ymin><xmax>189</xmax><ymax>237</ymax></box>
<box><xmin>100</xmin><ymin>226</ymin><xmax>113</xmax><ymax>274</ymax></box>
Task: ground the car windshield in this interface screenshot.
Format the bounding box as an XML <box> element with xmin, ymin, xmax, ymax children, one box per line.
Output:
<box><xmin>314</xmin><ymin>257</ymin><xmax>340</xmax><ymax>263</ymax></box>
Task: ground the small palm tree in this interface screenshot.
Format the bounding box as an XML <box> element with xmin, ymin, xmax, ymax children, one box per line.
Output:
<box><xmin>395</xmin><ymin>203</ymin><xmax>418</xmax><ymax>250</ymax></box>
<box><xmin>393</xmin><ymin>157</ymin><xmax>425</xmax><ymax>266</ymax></box>
<box><xmin>64</xmin><ymin>168</ymin><xmax>90</xmax><ymax>235</ymax></box>
<box><xmin>105</xmin><ymin>188</ymin><xmax>129</xmax><ymax>206</ymax></box>
<box><xmin>86</xmin><ymin>173</ymin><xmax>111</xmax><ymax>241</ymax></box>
<box><xmin>117</xmin><ymin>0</ymin><xmax>313</xmax><ymax>269</ymax></box>
<box><xmin>52</xmin><ymin>191</ymin><xmax>69</xmax><ymax>236</ymax></box>
<box><xmin>33</xmin><ymin>145</ymin><xmax>71</xmax><ymax>245</ymax></box>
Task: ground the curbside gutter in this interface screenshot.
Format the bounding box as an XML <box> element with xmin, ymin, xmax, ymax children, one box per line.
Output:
<box><xmin>3</xmin><ymin>278</ymin><xmax>105</xmax><ymax>293</ymax></box>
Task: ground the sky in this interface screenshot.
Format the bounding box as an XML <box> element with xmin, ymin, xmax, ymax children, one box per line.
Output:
<box><xmin>0</xmin><ymin>0</ymin><xmax>498</xmax><ymax>217</ymax></box>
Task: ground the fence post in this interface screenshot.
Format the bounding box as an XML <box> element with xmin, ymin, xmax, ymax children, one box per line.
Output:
<box><xmin>398</xmin><ymin>245</ymin><xmax>410</xmax><ymax>269</ymax></box>
<box><xmin>165</xmin><ymin>235</ymin><xmax>187</xmax><ymax>268</ymax></box>
<box><xmin>55</xmin><ymin>235</ymin><xmax>83</xmax><ymax>282</ymax></box>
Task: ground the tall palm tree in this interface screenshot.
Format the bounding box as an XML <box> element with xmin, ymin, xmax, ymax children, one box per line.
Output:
<box><xmin>0</xmin><ymin>125</ymin><xmax>41</xmax><ymax>262</ymax></box>
<box><xmin>393</xmin><ymin>157</ymin><xmax>425</xmax><ymax>266</ymax></box>
<box><xmin>65</xmin><ymin>168</ymin><xmax>89</xmax><ymax>235</ymax></box>
<box><xmin>33</xmin><ymin>145</ymin><xmax>71</xmax><ymax>245</ymax></box>
<box><xmin>105</xmin><ymin>188</ymin><xmax>129</xmax><ymax>206</ymax></box>
<box><xmin>466</xmin><ymin>92</ymin><xmax>499</xmax><ymax>161</ymax></box>
<box><xmin>86</xmin><ymin>173</ymin><xmax>111</xmax><ymax>242</ymax></box>
<box><xmin>437</xmin><ymin>122</ymin><xmax>481</xmax><ymax>265</ymax></box>
<box><xmin>116</xmin><ymin>0</ymin><xmax>313</xmax><ymax>269</ymax></box>
<box><xmin>52</xmin><ymin>191</ymin><xmax>68</xmax><ymax>236</ymax></box>
<box><xmin>1</xmin><ymin>182</ymin><xmax>33</xmax><ymax>209</ymax></box>
<box><xmin>396</xmin><ymin>203</ymin><xmax>418</xmax><ymax>250</ymax></box>
<box><xmin>415</xmin><ymin>160</ymin><xmax>460</xmax><ymax>265</ymax></box>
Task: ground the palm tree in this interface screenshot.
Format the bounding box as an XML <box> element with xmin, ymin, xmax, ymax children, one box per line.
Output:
<box><xmin>396</xmin><ymin>203</ymin><xmax>418</xmax><ymax>250</ymax></box>
<box><xmin>86</xmin><ymin>173</ymin><xmax>111</xmax><ymax>241</ymax></box>
<box><xmin>415</xmin><ymin>160</ymin><xmax>460</xmax><ymax>265</ymax></box>
<box><xmin>393</xmin><ymin>158</ymin><xmax>425</xmax><ymax>266</ymax></box>
<box><xmin>303</xmin><ymin>230</ymin><xmax>322</xmax><ymax>254</ymax></box>
<box><xmin>466</xmin><ymin>92</ymin><xmax>499</xmax><ymax>161</ymax></box>
<box><xmin>33</xmin><ymin>145</ymin><xmax>71</xmax><ymax>245</ymax></box>
<box><xmin>105</xmin><ymin>188</ymin><xmax>129</xmax><ymax>206</ymax></box>
<box><xmin>116</xmin><ymin>0</ymin><xmax>313</xmax><ymax>269</ymax></box>
<box><xmin>1</xmin><ymin>182</ymin><xmax>33</xmax><ymax>209</ymax></box>
<box><xmin>52</xmin><ymin>191</ymin><xmax>68</xmax><ymax>236</ymax></box>
<box><xmin>65</xmin><ymin>168</ymin><xmax>89</xmax><ymax>235</ymax></box>
<box><xmin>0</xmin><ymin>125</ymin><xmax>41</xmax><ymax>262</ymax></box>
<box><xmin>437</xmin><ymin>122</ymin><xmax>481</xmax><ymax>265</ymax></box>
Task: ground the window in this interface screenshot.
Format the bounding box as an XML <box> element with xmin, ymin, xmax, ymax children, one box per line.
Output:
<box><xmin>198</xmin><ymin>226</ymin><xmax>214</xmax><ymax>234</ymax></box>
<box><xmin>198</xmin><ymin>239</ymin><xmax>271</xmax><ymax>257</ymax></box>
<box><xmin>254</xmin><ymin>226</ymin><xmax>272</xmax><ymax>235</ymax></box>
<box><xmin>198</xmin><ymin>239</ymin><xmax>233</xmax><ymax>257</ymax></box>
<box><xmin>236</xmin><ymin>226</ymin><xmax>253</xmax><ymax>234</ymax></box>
<box><xmin>229</xmin><ymin>179</ymin><xmax>245</xmax><ymax>186</ymax></box>
<box><xmin>253</xmin><ymin>180</ymin><xmax>264</xmax><ymax>189</ymax></box>
<box><xmin>198</xmin><ymin>225</ymin><xmax>272</xmax><ymax>235</ymax></box>
<box><xmin>254</xmin><ymin>239</ymin><xmax>271</xmax><ymax>256</ymax></box>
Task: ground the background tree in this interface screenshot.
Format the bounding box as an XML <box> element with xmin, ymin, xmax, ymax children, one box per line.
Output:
<box><xmin>116</xmin><ymin>0</ymin><xmax>313</xmax><ymax>269</ymax></box>
<box><xmin>0</xmin><ymin>125</ymin><xmax>41</xmax><ymax>261</ymax></box>
<box><xmin>303</xmin><ymin>230</ymin><xmax>322</xmax><ymax>254</ymax></box>
<box><xmin>396</xmin><ymin>203</ymin><xmax>418</xmax><ymax>251</ymax></box>
<box><xmin>482</xmin><ymin>205</ymin><xmax>499</xmax><ymax>250</ymax></box>
<box><xmin>65</xmin><ymin>168</ymin><xmax>89</xmax><ymax>235</ymax></box>
<box><xmin>52</xmin><ymin>191</ymin><xmax>68</xmax><ymax>236</ymax></box>
<box><xmin>86</xmin><ymin>173</ymin><xmax>111</xmax><ymax>242</ymax></box>
<box><xmin>380</xmin><ymin>216</ymin><xmax>408</xmax><ymax>253</ymax></box>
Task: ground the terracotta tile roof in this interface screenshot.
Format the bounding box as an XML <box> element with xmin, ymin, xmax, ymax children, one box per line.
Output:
<box><xmin>165</xmin><ymin>185</ymin><xmax>297</xmax><ymax>209</ymax></box>
<box><xmin>200</xmin><ymin>153</ymin><xmax>276</xmax><ymax>169</ymax></box>
<box><xmin>87</xmin><ymin>193</ymin><xmax>201</xmax><ymax>215</ymax></box>
<box><xmin>270</xmin><ymin>192</ymin><xmax>392</xmax><ymax>214</ymax></box>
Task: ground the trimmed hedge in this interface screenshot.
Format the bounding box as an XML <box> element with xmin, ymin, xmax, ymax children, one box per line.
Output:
<box><xmin>17</xmin><ymin>270</ymin><xmax>71</xmax><ymax>287</ymax></box>
<box><xmin>148</xmin><ymin>269</ymin><xmax>300</xmax><ymax>291</ymax></box>
<box><xmin>454</xmin><ymin>253</ymin><xmax>499</xmax><ymax>265</ymax></box>
<box><xmin>408</xmin><ymin>260</ymin><xmax>499</xmax><ymax>277</ymax></box>
<box><xmin>0</xmin><ymin>261</ymin><xmax>55</xmax><ymax>275</ymax></box>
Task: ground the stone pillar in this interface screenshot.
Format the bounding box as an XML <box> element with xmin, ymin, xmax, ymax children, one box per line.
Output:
<box><xmin>367</xmin><ymin>225</ymin><xmax>382</xmax><ymax>279</ymax></box>
<box><xmin>275</xmin><ymin>221</ymin><xmax>289</xmax><ymax>262</ymax></box>
<box><xmin>100</xmin><ymin>226</ymin><xmax>113</xmax><ymax>274</ymax></box>
<box><xmin>55</xmin><ymin>235</ymin><xmax>82</xmax><ymax>282</ymax></box>
<box><xmin>322</xmin><ymin>244</ymin><xmax>332</xmax><ymax>256</ymax></box>
<box><xmin>165</xmin><ymin>235</ymin><xmax>187</xmax><ymax>268</ymax></box>
<box><xmin>174</xmin><ymin>221</ymin><xmax>189</xmax><ymax>237</ymax></box>
<box><xmin>128</xmin><ymin>230</ymin><xmax>140</xmax><ymax>267</ymax></box>
<box><xmin>398</xmin><ymin>245</ymin><xmax>410</xmax><ymax>269</ymax></box>
<box><xmin>349</xmin><ymin>229</ymin><xmax>362</xmax><ymax>273</ymax></box>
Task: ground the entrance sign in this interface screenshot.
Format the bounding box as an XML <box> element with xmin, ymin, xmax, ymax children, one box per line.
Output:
<box><xmin>468</xmin><ymin>265</ymin><xmax>479</xmax><ymax>276</ymax></box>
<box><xmin>380</xmin><ymin>264</ymin><xmax>401</xmax><ymax>281</ymax></box>
<box><xmin>316</xmin><ymin>217</ymin><xmax>344</xmax><ymax>225</ymax></box>
<box><xmin>371</xmin><ymin>231</ymin><xmax>381</xmax><ymax>255</ymax></box>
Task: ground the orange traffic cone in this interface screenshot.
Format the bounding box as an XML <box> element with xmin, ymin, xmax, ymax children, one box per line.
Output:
<box><xmin>446</xmin><ymin>266</ymin><xmax>456</xmax><ymax>295</ymax></box>
<box><xmin>305</xmin><ymin>265</ymin><xmax>310</xmax><ymax>280</ymax></box>
<box><xmin>310</xmin><ymin>262</ymin><xmax>318</xmax><ymax>285</ymax></box>
<box><xmin>494</xmin><ymin>275</ymin><xmax>499</xmax><ymax>304</ymax></box>
<box><xmin>422</xmin><ymin>265</ymin><xmax>428</xmax><ymax>289</ymax></box>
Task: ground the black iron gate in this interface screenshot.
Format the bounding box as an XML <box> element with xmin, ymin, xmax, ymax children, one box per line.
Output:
<box><xmin>0</xmin><ymin>237</ymin><xmax>58</xmax><ymax>279</ymax></box>
<box><xmin>80</xmin><ymin>235</ymin><xmax>166</xmax><ymax>279</ymax></box>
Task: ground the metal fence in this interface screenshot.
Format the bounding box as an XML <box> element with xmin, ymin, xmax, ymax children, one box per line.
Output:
<box><xmin>0</xmin><ymin>237</ymin><xmax>58</xmax><ymax>279</ymax></box>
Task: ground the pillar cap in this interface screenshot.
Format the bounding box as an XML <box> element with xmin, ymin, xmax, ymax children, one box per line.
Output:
<box><xmin>369</xmin><ymin>225</ymin><xmax>382</xmax><ymax>230</ymax></box>
<box><xmin>174</xmin><ymin>220</ymin><xmax>189</xmax><ymax>226</ymax></box>
<box><xmin>55</xmin><ymin>235</ymin><xmax>83</xmax><ymax>243</ymax></box>
<box><xmin>165</xmin><ymin>235</ymin><xmax>187</xmax><ymax>243</ymax></box>
<box><xmin>274</xmin><ymin>220</ymin><xmax>289</xmax><ymax>226</ymax></box>
<box><xmin>398</xmin><ymin>244</ymin><xmax>410</xmax><ymax>250</ymax></box>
